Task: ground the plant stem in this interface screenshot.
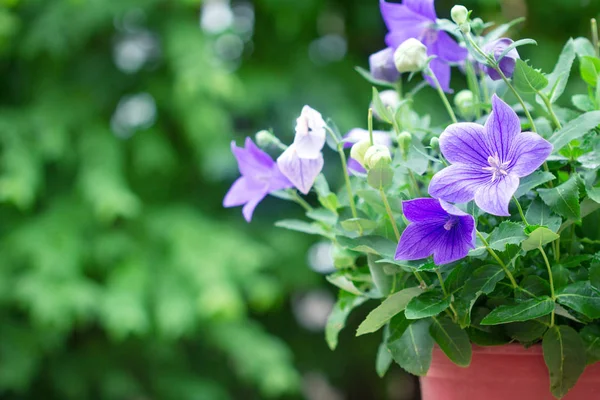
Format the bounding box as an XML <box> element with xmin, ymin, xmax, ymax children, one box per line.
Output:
<box><xmin>495</xmin><ymin>66</ymin><xmax>537</xmax><ymax>133</ymax></box>
<box><xmin>539</xmin><ymin>246</ymin><xmax>555</xmax><ymax>327</ymax></box>
<box><xmin>513</xmin><ymin>196</ymin><xmax>529</xmax><ymax>226</ymax></box>
<box><xmin>368</xmin><ymin>108</ymin><xmax>374</xmax><ymax>145</ymax></box>
<box><xmin>538</xmin><ymin>91</ymin><xmax>562</xmax><ymax>129</ymax></box>
<box><xmin>288</xmin><ymin>190</ymin><xmax>313</xmax><ymax>212</ymax></box>
<box><xmin>592</xmin><ymin>18</ymin><xmax>599</xmax><ymax>58</ymax></box>
<box><xmin>380</xmin><ymin>187</ymin><xmax>400</xmax><ymax>241</ymax></box>
<box><xmin>465</xmin><ymin>61</ymin><xmax>482</xmax><ymax>118</ymax></box>
<box><xmin>435</xmin><ymin>269</ymin><xmax>458</xmax><ymax>321</ymax></box>
<box><xmin>479</xmin><ymin>70</ymin><xmax>490</xmax><ymax>105</ymax></box>
<box><xmin>427</xmin><ymin>67</ymin><xmax>458</xmax><ymax>123</ymax></box>
<box><xmin>337</xmin><ymin>145</ymin><xmax>359</xmax><ymax>222</ymax></box>
<box><xmin>477</xmin><ymin>230</ymin><xmax>518</xmax><ymax>288</ymax></box>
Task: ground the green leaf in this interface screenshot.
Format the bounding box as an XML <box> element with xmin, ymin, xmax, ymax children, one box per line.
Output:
<box><xmin>543</xmin><ymin>325</ymin><xmax>586</xmax><ymax>399</ymax></box>
<box><xmin>552</xmin><ymin>265</ymin><xmax>570</xmax><ymax>290</ymax></box>
<box><xmin>275</xmin><ymin>219</ymin><xmax>329</xmax><ymax>236</ymax></box>
<box><xmin>340</xmin><ymin>218</ymin><xmax>378</xmax><ymax>232</ymax></box>
<box><xmin>306</xmin><ymin>208</ymin><xmax>337</xmax><ymax>225</ymax></box>
<box><xmin>356</xmin><ymin>189</ymin><xmax>402</xmax><ymax>214</ymax></box>
<box><xmin>580</xmin><ymin>55</ymin><xmax>600</xmax><ymax>86</ymax></box>
<box><xmin>590</xmin><ymin>263</ymin><xmax>600</xmax><ymax>290</ymax></box>
<box><xmin>463</xmin><ymin>265</ymin><xmax>505</xmax><ymax>296</ymax></box>
<box><xmin>367</xmin><ymin>254</ymin><xmax>394</xmax><ymax>296</ymax></box>
<box><xmin>405</xmin><ymin>290</ymin><xmax>451</xmax><ymax>320</ymax></box>
<box><xmin>487</xmin><ymin>221</ymin><xmax>527</xmax><ymax>251</ymax></box>
<box><xmin>336</xmin><ymin>235</ymin><xmax>397</xmax><ymax>259</ymax></box>
<box><xmin>356</xmin><ymin>287</ymin><xmax>423</xmax><ymax>336</ymax></box>
<box><xmin>525</xmin><ymin>199</ymin><xmax>562</xmax><ymax>233</ymax></box>
<box><xmin>499</xmin><ymin>39</ymin><xmax>537</xmax><ymax>63</ymax></box>
<box><xmin>580</xmin><ymin>324</ymin><xmax>600</xmax><ymax>365</ymax></box>
<box><xmin>522</xmin><ymin>227</ymin><xmax>560</xmax><ymax>252</ymax></box>
<box><xmin>513</xmin><ymin>59</ymin><xmax>548</xmax><ymax>93</ymax></box>
<box><xmin>515</xmin><ymin>171</ymin><xmax>555</xmax><ymax>197</ymax></box>
<box><xmin>376</xmin><ymin>338</ymin><xmax>393</xmax><ymax>377</ymax></box>
<box><xmin>430</xmin><ymin>317</ymin><xmax>471</xmax><ymax>367</ymax></box>
<box><xmin>372</xmin><ymin>87</ymin><xmax>394</xmax><ymax>123</ymax></box>
<box><xmin>572</xmin><ymin>94</ymin><xmax>596</xmax><ymax>112</ymax></box>
<box><xmin>325</xmin><ymin>292</ymin><xmax>368</xmax><ymax>350</ymax></box>
<box><xmin>397</xmin><ymin>140</ymin><xmax>429</xmax><ymax>176</ymax></box>
<box><xmin>326</xmin><ymin>274</ymin><xmax>363</xmax><ymax>296</ymax></box>
<box><xmin>548</xmin><ymin>111</ymin><xmax>600</xmax><ymax>151</ymax></box>
<box><xmin>387</xmin><ymin>319</ymin><xmax>434</xmax><ymax>376</ymax></box>
<box><xmin>574</xmin><ymin>37</ymin><xmax>596</xmax><ymax>57</ymax></box>
<box><xmin>505</xmin><ymin>316</ymin><xmax>550</xmax><ymax>343</ymax></box>
<box><xmin>556</xmin><ymin>281</ymin><xmax>600</xmax><ymax>319</ymax></box>
<box><xmin>543</xmin><ymin>38</ymin><xmax>576</xmax><ymax>103</ymax></box>
<box><xmin>587</xmin><ymin>185</ymin><xmax>600</xmax><ymax>203</ymax></box>
<box><xmin>480</xmin><ymin>297</ymin><xmax>555</xmax><ymax>325</ymax></box>
<box><xmin>367</xmin><ymin>162</ymin><xmax>394</xmax><ymax>189</ymax></box>
<box><xmin>355</xmin><ymin>66</ymin><xmax>395</xmax><ymax>89</ymax></box>
<box><xmin>538</xmin><ymin>176</ymin><xmax>580</xmax><ymax>219</ymax></box>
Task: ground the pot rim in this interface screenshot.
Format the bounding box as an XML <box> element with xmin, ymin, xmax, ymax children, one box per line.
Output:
<box><xmin>468</xmin><ymin>343</ymin><xmax>543</xmax><ymax>356</ymax></box>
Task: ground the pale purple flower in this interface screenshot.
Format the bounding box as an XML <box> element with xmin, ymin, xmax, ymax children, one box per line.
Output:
<box><xmin>370</xmin><ymin>48</ymin><xmax>400</xmax><ymax>83</ymax></box>
<box><xmin>343</xmin><ymin>128</ymin><xmax>392</xmax><ymax>175</ymax></box>
<box><xmin>428</xmin><ymin>95</ymin><xmax>553</xmax><ymax>216</ymax></box>
<box><xmin>224</xmin><ymin>138</ymin><xmax>293</xmax><ymax>222</ymax></box>
<box><xmin>481</xmin><ymin>38</ymin><xmax>520</xmax><ymax>81</ymax></box>
<box><xmin>277</xmin><ymin>143</ymin><xmax>324</xmax><ymax>195</ymax></box>
<box><xmin>380</xmin><ymin>0</ymin><xmax>468</xmax><ymax>92</ymax></box>
<box><xmin>294</xmin><ymin>105</ymin><xmax>327</xmax><ymax>159</ymax></box>
<box><xmin>395</xmin><ymin>198</ymin><xmax>475</xmax><ymax>265</ymax></box>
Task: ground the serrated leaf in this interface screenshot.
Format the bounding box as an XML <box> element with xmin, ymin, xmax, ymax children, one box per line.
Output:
<box><xmin>548</xmin><ymin>111</ymin><xmax>600</xmax><ymax>151</ymax></box>
<box><xmin>405</xmin><ymin>290</ymin><xmax>451</xmax><ymax>320</ymax></box>
<box><xmin>430</xmin><ymin>317</ymin><xmax>472</xmax><ymax>367</ymax></box>
<box><xmin>525</xmin><ymin>199</ymin><xmax>562</xmax><ymax>233</ymax></box>
<box><xmin>556</xmin><ymin>281</ymin><xmax>600</xmax><ymax>319</ymax></box>
<box><xmin>387</xmin><ymin>319</ymin><xmax>433</xmax><ymax>376</ymax></box>
<box><xmin>487</xmin><ymin>221</ymin><xmax>527</xmax><ymax>251</ymax></box>
<box><xmin>356</xmin><ymin>287</ymin><xmax>423</xmax><ymax>336</ymax></box>
<box><xmin>542</xmin><ymin>38</ymin><xmax>576</xmax><ymax>103</ymax></box>
<box><xmin>480</xmin><ymin>297</ymin><xmax>555</xmax><ymax>325</ymax></box>
<box><xmin>522</xmin><ymin>227</ymin><xmax>561</xmax><ymax>251</ymax></box>
<box><xmin>515</xmin><ymin>171</ymin><xmax>555</xmax><ymax>197</ymax></box>
<box><xmin>336</xmin><ymin>235</ymin><xmax>397</xmax><ymax>259</ymax></box>
<box><xmin>513</xmin><ymin>59</ymin><xmax>548</xmax><ymax>93</ymax></box>
<box><xmin>543</xmin><ymin>325</ymin><xmax>586</xmax><ymax>398</ymax></box>
<box><xmin>538</xmin><ymin>176</ymin><xmax>580</xmax><ymax>219</ymax></box>
<box><xmin>325</xmin><ymin>293</ymin><xmax>368</xmax><ymax>350</ymax></box>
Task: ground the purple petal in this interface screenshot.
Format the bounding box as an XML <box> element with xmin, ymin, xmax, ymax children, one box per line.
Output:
<box><xmin>395</xmin><ymin>221</ymin><xmax>445</xmax><ymax>261</ymax></box>
<box><xmin>402</xmin><ymin>198</ymin><xmax>447</xmax><ymax>223</ymax></box>
<box><xmin>294</xmin><ymin>106</ymin><xmax>326</xmax><ymax>159</ymax></box>
<box><xmin>223</xmin><ymin>177</ymin><xmax>267</xmax><ymax>208</ymax></box>
<box><xmin>277</xmin><ymin>144</ymin><xmax>324</xmax><ymax>195</ymax></box>
<box><xmin>484</xmin><ymin>95</ymin><xmax>521</xmax><ymax>162</ymax></box>
<box><xmin>424</xmin><ymin>57</ymin><xmax>451</xmax><ymax>93</ymax></box>
<box><xmin>439</xmin><ymin>123</ymin><xmax>490</xmax><ymax>167</ymax></box>
<box><xmin>473</xmin><ymin>174</ymin><xmax>520</xmax><ymax>216</ymax></box>
<box><xmin>242</xmin><ymin>194</ymin><xmax>266</xmax><ymax>222</ymax></box>
<box><xmin>433</xmin><ymin>215</ymin><xmax>475</xmax><ymax>265</ymax></box>
<box><xmin>428</xmin><ymin>164</ymin><xmax>490</xmax><ymax>204</ymax></box>
<box><xmin>507</xmin><ymin>132</ymin><xmax>553</xmax><ymax>177</ymax></box>
<box><xmin>439</xmin><ymin>200</ymin><xmax>471</xmax><ymax>218</ymax></box>
<box><xmin>268</xmin><ymin>164</ymin><xmax>294</xmax><ymax>192</ymax></box>
<box><xmin>430</xmin><ymin>31</ymin><xmax>468</xmax><ymax>63</ymax></box>
<box><xmin>483</xmin><ymin>38</ymin><xmax>520</xmax><ymax>80</ymax></box>
<box><xmin>231</xmin><ymin>139</ymin><xmax>274</xmax><ymax>178</ymax></box>
<box><xmin>348</xmin><ymin>157</ymin><xmax>367</xmax><ymax>175</ymax></box>
<box><xmin>343</xmin><ymin>128</ymin><xmax>392</xmax><ymax>148</ymax></box>
<box><xmin>380</xmin><ymin>1</ymin><xmax>429</xmax><ymax>48</ymax></box>
<box><xmin>369</xmin><ymin>48</ymin><xmax>400</xmax><ymax>83</ymax></box>
<box><xmin>403</xmin><ymin>0</ymin><xmax>437</xmax><ymax>20</ymax></box>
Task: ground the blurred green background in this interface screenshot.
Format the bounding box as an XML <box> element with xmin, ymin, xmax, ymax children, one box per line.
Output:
<box><xmin>0</xmin><ymin>0</ymin><xmax>598</xmax><ymax>399</ymax></box>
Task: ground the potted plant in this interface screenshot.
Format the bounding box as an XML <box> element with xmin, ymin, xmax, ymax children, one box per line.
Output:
<box><xmin>223</xmin><ymin>1</ymin><xmax>600</xmax><ymax>399</ymax></box>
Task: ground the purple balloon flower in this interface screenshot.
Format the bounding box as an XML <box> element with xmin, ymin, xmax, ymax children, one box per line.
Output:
<box><xmin>429</xmin><ymin>95</ymin><xmax>553</xmax><ymax>216</ymax></box>
<box><xmin>343</xmin><ymin>128</ymin><xmax>392</xmax><ymax>175</ymax></box>
<box><xmin>481</xmin><ymin>38</ymin><xmax>520</xmax><ymax>81</ymax></box>
<box><xmin>380</xmin><ymin>0</ymin><xmax>468</xmax><ymax>92</ymax></box>
<box><xmin>369</xmin><ymin>48</ymin><xmax>400</xmax><ymax>83</ymax></box>
<box><xmin>395</xmin><ymin>198</ymin><xmax>475</xmax><ymax>265</ymax></box>
<box><xmin>224</xmin><ymin>138</ymin><xmax>293</xmax><ymax>222</ymax></box>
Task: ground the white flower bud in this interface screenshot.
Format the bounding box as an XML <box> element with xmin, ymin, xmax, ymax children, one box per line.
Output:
<box><xmin>460</xmin><ymin>22</ymin><xmax>471</xmax><ymax>34</ymax></box>
<box><xmin>451</xmin><ymin>5</ymin><xmax>469</xmax><ymax>25</ymax></box>
<box><xmin>255</xmin><ymin>130</ymin><xmax>275</xmax><ymax>148</ymax></box>
<box><xmin>430</xmin><ymin>137</ymin><xmax>440</xmax><ymax>151</ymax></box>
<box><xmin>471</xmin><ymin>18</ymin><xmax>484</xmax><ymax>35</ymax></box>
<box><xmin>364</xmin><ymin>145</ymin><xmax>392</xmax><ymax>169</ymax></box>
<box><xmin>394</xmin><ymin>38</ymin><xmax>428</xmax><ymax>73</ymax></box>
<box><xmin>350</xmin><ymin>139</ymin><xmax>373</xmax><ymax>167</ymax></box>
<box><xmin>454</xmin><ymin>89</ymin><xmax>476</xmax><ymax>119</ymax></box>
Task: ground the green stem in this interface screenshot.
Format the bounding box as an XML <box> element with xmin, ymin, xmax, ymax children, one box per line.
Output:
<box><xmin>592</xmin><ymin>18</ymin><xmax>599</xmax><ymax>58</ymax></box>
<box><xmin>435</xmin><ymin>269</ymin><xmax>458</xmax><ymax>321</ymax></box>
<box><xmin>427</xmin><ymin>66</ymin><xmax>458</xmax><ymax>123</ymax></box>
<box><xmin>495</xmin><ymin>66</ymin><xmax>537</xmax><ymax>133</ymax></box>
<box><xmin>479</xmin><ymin>70</ymin><xmax>490</xmax><ymax>105</ymax></box>
<box><xmin>338</xmin><ymin>146</ymin><xmax>359</xmax><ymax>222</ymax></box>
<box><xmin>408</xmin><ymin>170</ymin><xmax>420</xmax><ymax>197</ymax></box>
<box><xmin>288</xmin><ymin>190</ymin><xmax>313</xmax><ymax>212</ymax></box>
<box><xmin>368</xmin><ymin>108</ymin><xmax>374</xmax><ymax>145</ymax></box>
<box><xmin>465</xmin><ymin>61</ymin><xmax>482</xmax><ymax>119</ymax></box>
<box><xmin>380</xmin><ymin>187</ymin><xmax>400</xmax><ymax>241</ymax></box>
<box><xmin>513</xmin><ymin>196</ymin><xmax>529</xmax><ymax>226</ymax></box>
<box><xmin>477</xmin><ymin>230</ymin><xmax>518</xmax><ymax>288</ymax></box>
<box><xmin>539</xmin><ymin>246</ymin><xmax>555</xmax><ymax>327</ymax></box>
<box><xmin>538</xmin><ymin>91</ymin><xmax>562</xmax><ymax>129</ymax></box>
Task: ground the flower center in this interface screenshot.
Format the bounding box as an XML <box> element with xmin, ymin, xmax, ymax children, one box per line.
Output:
<box><xmin>482</xmin><ymin>153</ymin><xmax>511</xmax><ymax>182</ymax></box>
<box><xmin>443</xmin><ymin>217</ymin><xmax>458</xmax><ymax>231</ymax></box>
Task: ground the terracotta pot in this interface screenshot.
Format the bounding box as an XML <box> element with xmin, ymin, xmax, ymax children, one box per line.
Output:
<box><xmin>420</xmin><ymin>344</ymin><xmax>600</xmax><ymax>400</ymax></box>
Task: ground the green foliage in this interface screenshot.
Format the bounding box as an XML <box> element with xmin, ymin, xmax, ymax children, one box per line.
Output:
<box><xmin>387</xmin><ymin>319</ymin><xmax>433</xmax><ymax>376</ymax></box>
<box><xmin>538</xmin><ymin>176</ymin><xmax>581</xmax><ymax>219</ymax></box>
<box><xmin>429</xmin><ymin>317</ymin><xmax>472</xmax><ymax>367</ymax></box>
<box><xmin>480</xmin><ymin>297</ymin><xmax>555</xmax><ymax>325</ymax></box>
<box><xmin>356</xmin><ymin>287</ymin><xmax>422</xmax><ymax>336</ymax></box>
<box><xmin>513</xmin><ymin>59</ymin><xmax>549</xmax><ymax>93</ymax></box>
<box><xmin>543</xmin><ymin>326</ymin><xmax>587</xmax><ymax>398</ymax></box>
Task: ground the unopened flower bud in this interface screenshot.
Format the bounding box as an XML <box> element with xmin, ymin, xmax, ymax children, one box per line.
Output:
<box><xmin>350</xmin><ymin>139</ymin><xmax>373</xmax><ymax>167</ymax></box>
<box><xmin>459</xmin><ymin>22</ymin><xmax>471</xmax><ymax>34</ymax></box>
<box><xmin>454</xmin><ymin>89</ymin><xmax>476</xmax><ymax>119</ymax></box>
<box><xmin>394</xmin><ymin>38</ymin><xmax>428</xmax><ymax>73</ymax></box>
<box><xmin>471</xmin><ymin>18</ymin><xmax>484</xmax><ymax>35</ymax></box>
<box><xmin>398</xmin><ymin>131</ymin><xmax>412</xmax><ymax>156</ymax></box>
<box><xmin>369</xmin><ymin>48</ymin><xmax>399</xmax><ymax>83</ymax></box>
<box><xmin>364</xmin><ymin>145</ymin><xmax>392</xmax><ymax>169</ymax></box>
<box><xmin>430</xmin><ymin>137</ymin><xmax>440</xmax><ymax>151</ymax></box>
<box><xmin>451</xmin><ymin>5</ymin><xmax>469</xmax><ymax>25</ymax></box>
<box><xmin>371</xmin><ymin>90</ymin><xmax>400</xmax><ymax>121</ymax></box>
<box><xmin>255</xmin><ymin>130</ymin><xmax>276</xmax><ymax>148</ymax></box>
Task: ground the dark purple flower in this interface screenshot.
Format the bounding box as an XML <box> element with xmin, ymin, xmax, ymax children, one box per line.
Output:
<box><xmin>428</xmin><ymin>95</ymin><xmax>553</xmax><ymax>216</ymax></box>
<box><xmin>380</xmin><ymin>0</ymin><xmax>468</xmax><ymax>92</ymax></box>
<box><xmin>395</xmin><ymin>198</ymin><xmax>475</xmax><ymax>265</ymax></box>
<box><xmin>224</xmin><ymin>138</ymin><xmax>293</xmax><ymax>222</ymax></box>
<box><xmin>370</xmin><ymin>48</ymin><xmax>400</xmax><ymax>83</ymax></box>
<box><xmin>343</xmin><ymin>128</ymin><xmax>392</xmax><ymax>175</ymax></box>
<box><xmin>481</xmin><ymin>38</ymin><xmax>520</xmax><ymax>81</ymax></box>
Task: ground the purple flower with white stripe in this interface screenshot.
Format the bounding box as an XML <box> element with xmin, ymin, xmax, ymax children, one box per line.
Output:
<box><xmin>224</xmin><ymin>138</ymin><xmax>293</xmax><ymax>222</ymax></box>
<box><xmin>395</xmin><ymin>198</ymin><xmax>475</xmax><ymax>265</ymax></box>
<box><xmin>380</xmin><ymin>0</ymin><xmax>468</xmax><ymax>92</ymax></box>
<box><xmin>481</xmin><ymin>38</ymin><xmax>520</xmax><ymax>81</ymax></box>
<box><xmin>428</xmin><ymin>95</ymin><xmax>553</xmax><ymax>216</ymax></box>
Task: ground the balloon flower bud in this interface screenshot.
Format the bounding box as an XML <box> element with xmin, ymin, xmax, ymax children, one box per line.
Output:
<box><xmin>255</xmin><ymin>130</ymin><xmax>276</xmax><ymax>148</ymax></box>
<box><xmin>471</xmin><ymin>18</ymin><xmax>485</xmax><ymax>35</ymax></box>
<box><xmin>369</xmin><ymin>48</ymin><xmax>400</xmax><ymax>83</ymax></box>
<box><xmin>394</xmin><ymin>38</ymin><xmax>428</xmax><ymax>73</ymax></box>
<box><xmin>364</xmin><ymin>145</ymin><xmax>392</xmax><ymax>169</ymax></box>
<box><xmin>459</xmin><ymin>22</ymin><xmax>471</xmax><ymax>34</ymax></box>
<box><xmin>429</xmin><ymin>137</ymin><xmax>440</xmax><ymax>152</ymax></box>
<box><xmin>451</xmin><ymin>5</ymin><xmax>469</xmax><ymax>25</ymax></box>
<box><xmin>350</xmin><ymin>139</ymin><xmax>373</xmax><ymax>167</ymax></box>
<box><xmin>454</xmin><ymin>90</ymin><xmax>476</xmax><ymax>119</ymax></box>
<box><xmin>398</xmin><ymin>131</ymin><xmax>412</xmax><ymax>154</ymax></box>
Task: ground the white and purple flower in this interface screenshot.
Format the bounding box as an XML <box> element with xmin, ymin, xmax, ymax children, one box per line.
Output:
<box><xmin>395</xmin><ymin>198</ymin><xmax>476</xmax><ymax>265</ymax></box>
<box><xmin>224</xmin><ymin>138</ymin><xmax>294</xmax><ymax>222</ymax></box>
<box><xmin>369</xmin><ymin>47</ymin><xmax>400</xmax><ymax>83</ymax></box>
<box><xmin>428</xmin><ymin>95</ymin><xmax>553</xmax><ymax>216</ymax></box>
